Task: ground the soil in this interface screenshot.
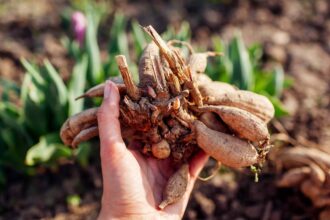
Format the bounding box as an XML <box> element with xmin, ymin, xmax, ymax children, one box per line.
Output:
<box><xmin>0</xmin><ymin>0</ymin><xmax>329</xmax><ymax>219</ymax></box>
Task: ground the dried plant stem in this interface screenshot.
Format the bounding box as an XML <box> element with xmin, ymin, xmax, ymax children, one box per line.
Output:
<box><xmin>143</xmin><ymin>25</ymin><xmax>188</xmax><ymax>82</ymax></box>
<box><xmin>185</xmin><ymin>81</ymin><xmax>203</xmax><ymax>107</ymax></box>
<box><xmin>116</xmin><ymin>55</ymin><xmax>141</xmax><ymax>101</ymax></box>
<box><xmin>167</xmin><ymin>73</ymin><xmax>181</xmax><ymax>95</ymax></box>
<box><xmin>143</xmin><ymin>26</ymin><xmax>176</xmax><ymax>69</ymax></box>
<box><xmin>152</xmin><ymin>55</ymin><xmax>168</xmax><ymax>92</ymax></box>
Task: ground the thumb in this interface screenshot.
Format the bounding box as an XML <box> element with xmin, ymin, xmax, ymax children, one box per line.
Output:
<box><xmin>97</xmin><ymin>80</ymin><xmax>127</xmax><ymax>164</ymax></box>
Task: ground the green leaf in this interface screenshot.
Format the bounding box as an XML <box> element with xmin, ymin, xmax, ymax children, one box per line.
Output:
<box><xmin>283</xmin><ymin>75</ymin><xmax>294</xmax><ymax>89</ymax></box>
<box><xmin>21</xmin><ymin>73</ymin><xmax>48</xmax><ymax>135</ymax></box>
<box><xmin>21</xmin><ymin>59</ymin><xmax>46</xmax><ymax>88</ymax></box>
<box><xmin>0</xmin><ymin>101</ymin><xmax>21</xmax><ymax>118</ymax></box>
<box><xmin>228</xmin><ymin>33</ymin><xmax>254</xmax><ymax>90</ymax></box>
<box><xmin>0</xmin><ymin>78</ymin><xmax>20</xmax><ymax>101</ymax></box>
<box><xmin>77</xmin><ymin>0</ymin><xmax>108</xmax><ymax>21</ymax></box>
<box><xmin>176</xmin><ymin>21</ymin><xmax>191</xmax><ymax>41</ymax></box>
<box><xmin>248</xmin><ymin>43</ymin><xmax>263</xmax><ymax>69</ymax></box>
<box><xmin>206</xmin><ymin>36</ymin><xmax>232</xmax><ymax>82</ymax></box>
<box><xmin>85</xmin><ymin>8</ymin><xmax>102</xmax><ymax>84</ymax></box>
<box><xmin>212</xmin><ymin>36</ymin><xmax>225</xmax><ymax>53</ymax></box>
<box><xmin>162</xmin><ymin>25</ymin><xmax>175</xmax><ymax>41</ymax></box>
<box><xmin>255</xmin><ymin>67</ymin><xmax>285</xmax><ymax>97</ymax></box>
<box><xmin>162</xmin><ymin>22</ymin><xmax>191</xmax><ymax>42</ymax></box>
<box><xmin>25</xmin><ymin>133</ymin><xmax>71</xmax><ymax>166</ymax></box>
<box><xmin>266</xmin><ymin>95</ymin><xmax>289</xmax><ymax>118</ymax></box>
<box><xmin>131</xmin><ymin>19</ymin><xmax>147</xmax><ymax>59</ymax></box>
<box><xmin>44</xmin><ymin>60</ymin><xmax>68</xmax><ymax>105</ymax></box>
<box><xmin>0</xmin><ymin>103</ymin><xmax>30</xmax><ymax>146</ymax></box>
<box><xmin>41</xmin><ymin>60</ymin><xmax>69</xmax><ymax>129</ymax></box>
<box><xmin>0</xmin><ymin>104</ymin><xmax>32</xmax><ymax>170</ymax></box>
<box><xmin>129</xmin><ymin>63</ymin><xmax>139</xmax><ymax>84</ymax></box>
<box><xmin>105</xmin><ymin>12</ymin><xmax>129</xmax><ymax>78</ymax></box>
<box><xmin>253</xmin><ymin>70</ymin><xmax>273</xmax><ymax>93</ymax></box>
<box><xmin>60</xmin><ymin>7</ymin><xmax>73</xmax><ymax>31</ymax></box>
<box><xmin>268</xmin><ymin>66</ymin><xmax>284</xmax><ymax>97</ymax></box>
<box><xmin>62</xmin><ymin>37</ymin><xmax>81</xmax><ymax>60</ymax></box>
<box><xmin>109</xmin><ymin>12</ymin><xmax>129</xmax><ymax>58</ymax></box>
<box><xmin>75</xmin><ymin>142</ymin><xmax>91</xmax><ymax>167</ymax></box>
<box><xmin>68</xmin><ymin>55</ymin><xmax>88</xmax><ymax>115</ymax></box>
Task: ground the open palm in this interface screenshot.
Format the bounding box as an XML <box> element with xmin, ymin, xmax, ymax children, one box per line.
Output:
<box><xmin>97</xmin><ymin>81</ymin><xmax>208</xmax><ymax>220</ymax></box>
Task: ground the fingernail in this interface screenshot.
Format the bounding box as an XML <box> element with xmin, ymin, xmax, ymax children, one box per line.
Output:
<box><xmin>104</xmin><ymin>80</ymin><xmax>111</xmax><ymax>99</ymax></box>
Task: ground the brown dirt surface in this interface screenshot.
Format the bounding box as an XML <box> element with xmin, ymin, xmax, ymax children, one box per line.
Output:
<box><xmin>0</xmin><ymin>0</ymin><xmax>329</xmax><ymax>219</ymax></box>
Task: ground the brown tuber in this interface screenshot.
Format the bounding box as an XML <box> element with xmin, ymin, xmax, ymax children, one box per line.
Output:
<box><xmin>199</xmin><ymin>112</ymin><xmax>228</xmax><ymax>133</ymax></box>
<box><xmin>198</xmin><ymin>105</ymin><xmax>269</xmax><ymax>142</ymax></box>
<box><xmin>151</xmin><ymin>139</ymin><xmax>171</xmax><ymax>159</ymax></box>
<box><xmin>159</xmin><ymin>163</ymin><xmax>189</xmax><ymax>209</ymax></box>
<box><xmin>276</xmin><ymin>147</ymin><xmax>330</xmax><ymax>213</ymax></box>
<box><xmin>194</xmin><ymin>120</ymin><xmax>258</xmax><ymax>168</ymax></box>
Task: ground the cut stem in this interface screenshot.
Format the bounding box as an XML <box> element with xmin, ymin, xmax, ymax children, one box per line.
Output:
<box><xmin>152</xmin><ymin>55</ymin><xmax>168</xmax><ymax>92</ymax></box>
<box><xmin>116</xmin><ymin>55</ymin><xmax>141</xmax><ymax>101</ymax></box>
<box><xmin>143</xmin><ymin>25</ymin><xmax>188</xmax><ymax>82</ymax></box>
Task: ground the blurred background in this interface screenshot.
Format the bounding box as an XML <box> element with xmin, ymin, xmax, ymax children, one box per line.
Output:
<box><xmin>0</xmin><ymin>0</ymin><xmax>329</xmax><ymax>219</ymax></box>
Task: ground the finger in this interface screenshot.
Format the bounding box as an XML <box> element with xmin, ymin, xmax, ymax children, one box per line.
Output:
<box><xmin>189</xmin><ymin>150</ymin><xmax>209</xmax><ymax>179</ymax></box>
<box><xmin>97</xmin><ymin>80</ymin><xmax>127</xmax><ymax>161</ymax></box>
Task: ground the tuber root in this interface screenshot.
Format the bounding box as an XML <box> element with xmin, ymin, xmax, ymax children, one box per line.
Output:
<box><xmin>205</xmin><ymin>90</ymin><xmax>275</xmax><ymax>123</ymax></box>
<box><xmin>276</xmin><ymin>146</ymin><xmax>330</xmax><ymax>213</ymax></box>
<box><xmin>188</xmin><ymin>52</ymin><xmax>223</xmax><ymax>74</ymax></box>
<box><xmin>72</xmin><ymin>126</ymin><xmax>99</xmax><ymax>148</ymax></box>
<box><xmin>194</xmin><ymin>120</ymin><xmax>258</xmax><ymax>168</ymax></box>
<box><xmin>276</xmin><ymin>166</ymin><xmax>311</xmax><ymax>187</ymax></box>
<box><xmin>151</xmin><ymin>139</ymin><xmax>171</xmax><ymax>159</ymax></box>
<box><xmin>198</xmin><ymin>105</ymin><xmax>269</xmax><ymax>142</ymax></box>
<box><xmin>159</xmin><ymin>163</ymin><xmax>189</xmax><ymax>209</ymax></box>
<box><xmin>199</xmin><ymin>112</ymin><xmax>229</xmax><ymax>133</ymax></box>
<box><xmin>198</xmin><ymin>81</ymin><xmax>237</xmax><ymax>98</ymax></box>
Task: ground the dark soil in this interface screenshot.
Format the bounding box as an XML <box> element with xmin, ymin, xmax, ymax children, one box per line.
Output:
<box><xmin>0</xmin><ymin>0</ymin><xmax>329</xmax><ymax>219</ymax></box>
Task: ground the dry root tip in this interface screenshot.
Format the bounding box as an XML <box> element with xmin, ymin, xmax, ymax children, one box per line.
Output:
<box><xmin>158</xmin><ymin>200</ymin><xmax>170</xmax><ymax>210</ymax></box>
<box><xmin>159</xmin><ymin>163</ymin><xmax>189</xmax><ymax>209</ymax></box>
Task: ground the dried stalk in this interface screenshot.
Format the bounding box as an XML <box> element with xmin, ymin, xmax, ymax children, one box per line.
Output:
<box><xmin>116</xmin><ymin>55</ymin><xmax>141</xmax><ymax>101</ymax></box>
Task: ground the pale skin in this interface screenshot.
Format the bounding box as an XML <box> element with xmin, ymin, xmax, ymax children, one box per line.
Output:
<box><xmin>97</xmin><ymin>81</ymin><xmax>209</xmax><ymax>220</ymax></box>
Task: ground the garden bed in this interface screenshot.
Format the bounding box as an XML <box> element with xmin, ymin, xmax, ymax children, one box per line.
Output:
<box><xmin>0</xmin><ymin>0</ymin><xmax>329</xmax><ymax>219</ymax></box>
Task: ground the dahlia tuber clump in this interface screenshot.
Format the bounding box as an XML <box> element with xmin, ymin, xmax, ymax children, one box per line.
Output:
<box><xmin>60</xmin><ymin>25</ymin><xmax>275</xmax><ymax>209</ymax></box>
<box><xmin>276</xmin><ymin>147</ymin><xmax>330</xmax><ymax>218</ymax></box>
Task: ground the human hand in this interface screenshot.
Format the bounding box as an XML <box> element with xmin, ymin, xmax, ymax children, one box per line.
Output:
<box><xmin>97</xmin><ymin>81</ymin><xmax>209</xmax><ymax>220</ymax></box>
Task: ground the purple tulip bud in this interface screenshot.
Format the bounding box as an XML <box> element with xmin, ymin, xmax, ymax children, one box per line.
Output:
<box><xmin>71</xmin><ymin>11</ymin><xmax>87</xmax><ymax>47</ymax></box>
